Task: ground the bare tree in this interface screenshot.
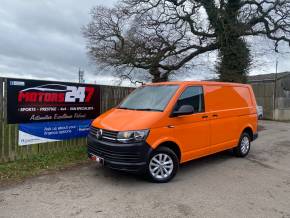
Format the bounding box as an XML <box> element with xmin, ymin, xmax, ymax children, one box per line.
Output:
<box><xmin>83</xmin><ymin>5</ymin><xmax>217</xmax><ymax>83</ymax></box>
<box><xmin>121</xmin><ymin>0</ymin><xmax>290</xmax><ymax>82</ymax></box>
<box><xmin>84</xmin><ymin>1</ymin><xmax>290</xmax><ymax>83</ymax></box>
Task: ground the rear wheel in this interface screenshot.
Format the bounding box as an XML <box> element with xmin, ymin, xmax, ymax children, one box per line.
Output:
<box><xmin>233</xmin><ymin>132</ymin><xmax>251</xmax><ymax>157</ymax></box>
<box><xmin>146</xmin><ymin>147</ymin><xmax>179</xmax><ymax>183</ymax></box>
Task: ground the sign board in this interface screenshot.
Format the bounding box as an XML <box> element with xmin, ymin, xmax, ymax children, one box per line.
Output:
<box><xmin>18</xmin><ymin>120</ymin><xmax>92</xmax><ymax>146</ymax></box>
<box><xmin>7</xmin><ymin>79</ymin><xmax>100</xmax><ymax>124</ymax></box>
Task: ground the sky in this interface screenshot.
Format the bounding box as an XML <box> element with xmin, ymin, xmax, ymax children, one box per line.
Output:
<box><xmin>0</xmin><ymin>0</ymin><xmax>289</xmax><ymax>86</ymax></box>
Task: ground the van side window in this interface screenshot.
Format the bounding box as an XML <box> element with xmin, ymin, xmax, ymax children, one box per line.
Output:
<box><xmin>174</xmin><ymin>86</ymin><xmax>204</xmax><ymax>113</ymax></box>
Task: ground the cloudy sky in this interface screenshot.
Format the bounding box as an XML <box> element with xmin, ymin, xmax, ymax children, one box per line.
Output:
<box><xmin>0</xmin><ymin>0</ymin><xmax>289</xmax><ymax>85</ymax></box>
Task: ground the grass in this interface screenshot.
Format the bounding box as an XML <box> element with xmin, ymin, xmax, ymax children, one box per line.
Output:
<box><xmin>0</xmin><ymin>146</ymin><xmax>89</xmax><ymax>184</ymax></box>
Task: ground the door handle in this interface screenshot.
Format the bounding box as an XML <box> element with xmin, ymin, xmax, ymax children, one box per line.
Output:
<box><xmin>212</xmin><ymin>114</ymin><xmax>219</xmax><ymax>117</ymax></box>
<box><xmin>202</xmin><ymin>115</ymin><xmax>208</xmax><ymax>118</ymax></box>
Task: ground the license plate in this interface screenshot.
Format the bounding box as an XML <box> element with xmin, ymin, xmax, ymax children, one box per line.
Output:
<box><xmin>90</xmin><ymin>154</ymin><xmax>104</xmax><ymax>165</ymax></box>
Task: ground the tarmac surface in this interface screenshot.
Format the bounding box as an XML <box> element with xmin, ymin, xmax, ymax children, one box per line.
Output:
<box><xmin>0</xmin><ymin>120</ymin><xmax>290</xmax><ymax>218</ymax></box>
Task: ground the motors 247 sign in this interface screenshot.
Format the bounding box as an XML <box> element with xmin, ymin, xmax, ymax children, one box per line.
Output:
<box><xmin>7</xmin><ymin>79</ymin><xmax>100</xmax><ymax>124</ymax></box>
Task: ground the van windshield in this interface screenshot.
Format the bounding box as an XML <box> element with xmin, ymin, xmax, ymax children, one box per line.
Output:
<box><xmin>118</xmin><ymin>85</ymin><xmax>179</xmax><ymax>111</ymax></box>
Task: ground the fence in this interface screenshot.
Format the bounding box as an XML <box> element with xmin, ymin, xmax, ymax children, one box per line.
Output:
<box><xmin>0</xmin><ymin>77</ymin><xmax>133</xmax><ymax>163</ymax></box>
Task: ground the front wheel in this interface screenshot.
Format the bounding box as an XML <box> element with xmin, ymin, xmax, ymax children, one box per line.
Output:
<box><xmin>146</xmin><ymin>147</ymin><xmax>179</xmax><ymax>183</ymax></box>
<box><xmin>233</xmin><ymin>132</ymin><xmax>251</xmax><ymax>157</ymax></box>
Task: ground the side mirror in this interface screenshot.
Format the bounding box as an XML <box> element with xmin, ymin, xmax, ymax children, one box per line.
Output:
<box><xmin>172</xmin><ymin>105</ymin><xmax>194</xmax><ymax>117</ymax></box>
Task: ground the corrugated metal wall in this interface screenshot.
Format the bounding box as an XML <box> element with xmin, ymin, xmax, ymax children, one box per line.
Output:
<box><xmin>250</xmin><ymin>74</ymin><xmax>290</xmax><ymax>120</ymax></box>
<box><xmin>251</xmin><ymin>81</ymin><xmax>275</xmax><ymax>120</ymax></box>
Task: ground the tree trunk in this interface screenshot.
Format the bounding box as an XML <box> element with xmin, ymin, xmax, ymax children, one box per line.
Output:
<box><xmin>150</xmin><ymin>68</ymin><xmax>169</xmax><ymax>82</ymax></box>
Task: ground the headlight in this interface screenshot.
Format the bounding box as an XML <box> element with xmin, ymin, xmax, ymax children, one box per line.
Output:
<box><xmin>117</xmin><ymin>129</ymin><xmax>150</xmax><ymax>143</ymax></box>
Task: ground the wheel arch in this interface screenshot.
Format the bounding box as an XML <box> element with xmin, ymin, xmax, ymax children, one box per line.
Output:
<box><xmin>155</xmin><ymin>141</ymin><xmax>181</xmax><ymax>161</ymax></box>
<box><xmin>242</xmin><ymin>126</ymin><xmax>254</xmax><ymax>141</ymax></box>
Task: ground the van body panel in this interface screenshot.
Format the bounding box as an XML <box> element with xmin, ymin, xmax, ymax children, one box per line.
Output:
<box><xmin>204</xmin><ymin>85</ymin><xmax>257</xmax><ymax>149</ymax></box>
<box><xmin>146</xmin><ymin>128</ymin><xmax>178</xmax><ymax>149</ymax></box>
<box><xmin>91</xmin><ymin>108</ymin><xmax>166</xmax><ymax>131</ymax></box>
<box><xmin>169</xmin><ymin>112</ymin><xmax>210</xmax><ymax>163</ymax></box>
<box><xmin>89</xmin><ymin>81</ymin><xmax>258</xmax><ymax>173</ymax></box>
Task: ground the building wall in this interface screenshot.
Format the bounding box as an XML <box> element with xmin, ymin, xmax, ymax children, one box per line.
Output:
<box><xmin>274</xmin><ymin>75</ymin><xmax>290</xmax><ymax>121</ymax></box>
<box><xmin>249</xmin><ymin>74</ymin><xmax>290</xmax><ymax>121</ymax></box>
<box><xmin>251</xmin><ymin>81</ymin><xmax>275</xmax><ymax>120</ymax></box>
<box><xmin>276</xmin><ymin>75</ymin><xmax>290</xmax><ymax>108</ymax></box>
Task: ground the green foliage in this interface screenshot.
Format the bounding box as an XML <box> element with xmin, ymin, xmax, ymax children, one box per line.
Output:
<box><xmin>214</xmin><ymin>0</ymin><xmax>251</xmax><ymax>83</ymax></box>
<box><xmin>217</xmin><ymin>38</ymin><xmax>251</xmax><ymax>83</ymax></box>
<box><xmin>0</xmin><ymin>146</ymin><xmax>88</xmax><ymax>183</ymax></box>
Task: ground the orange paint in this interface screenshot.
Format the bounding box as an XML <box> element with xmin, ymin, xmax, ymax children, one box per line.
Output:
<box><xmin>91</xmin><ymin>81</ymin><xmax>258</xmax><ymax>164</ymax></box>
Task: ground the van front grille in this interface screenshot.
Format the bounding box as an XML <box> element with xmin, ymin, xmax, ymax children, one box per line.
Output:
<box><xmin>89</xmin><ymin>126</ymin><xmax>119</xmax><ymax>142</ymax></box>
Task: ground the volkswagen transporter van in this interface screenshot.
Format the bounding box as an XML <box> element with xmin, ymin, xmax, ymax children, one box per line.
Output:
<box><xmin>87</xmin><ymin>81</ymin><xmax>258</xmax><ymax>183</ymax></box>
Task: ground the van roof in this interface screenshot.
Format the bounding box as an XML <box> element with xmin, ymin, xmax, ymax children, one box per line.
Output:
<box><xmin>146</xmin><ymin>81</ymin><xmax>250</xmax><ymax>87</ymax></box>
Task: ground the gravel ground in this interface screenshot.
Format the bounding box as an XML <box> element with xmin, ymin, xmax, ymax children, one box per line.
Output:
<box><xmin>1</xmin><ymin>120</ymin><xmax>290</xmax><ymax>218</ymax></box>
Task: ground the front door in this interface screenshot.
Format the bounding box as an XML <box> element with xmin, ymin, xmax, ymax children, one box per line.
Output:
<box><xmin>170</xmin><ymin>86</ymin><xmax>210</xmax><ymax>162</ymax></box>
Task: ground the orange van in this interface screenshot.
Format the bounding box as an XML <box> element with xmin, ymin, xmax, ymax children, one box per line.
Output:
<box><xmin>88</xmin><ymin>81</ymin><xmax>258</xmax><ymax>182</ymax></box>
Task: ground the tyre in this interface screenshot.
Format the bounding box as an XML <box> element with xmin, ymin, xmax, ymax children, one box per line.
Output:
<box><xmin>146</xmin><ymin>147</ymin><xmax>179</xmax><ymax>183</ymax></box>
<box><xmin>233</xmin><ymin>132</ymin><xmax>251</xmax><ymax>157</ymax></box>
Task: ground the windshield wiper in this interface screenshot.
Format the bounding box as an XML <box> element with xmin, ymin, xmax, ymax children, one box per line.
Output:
<box><xmin>134</xmin><ymin>108</ymin><xmax>162</xmax><ymax>112</ymax></box>
<box><xmin>118</xmin><ymin>107</ymin><xmax>132</xmax><ymax>110</ymax></box>
<box><xmin>118</xmin><ymin>107</ymin><xmax>162</xmax><ymax>112</ymax></box>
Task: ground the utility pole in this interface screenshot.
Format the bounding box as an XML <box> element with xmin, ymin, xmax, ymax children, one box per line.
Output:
<box><xmin>78</xmin><ymin>68</ymin><xmax>85</xmax><ymax>83</ymax></box>
<box><xmin>273</xmin><ymin>57</ymin><xmax>278</xmax><ymax>120</ymax></box>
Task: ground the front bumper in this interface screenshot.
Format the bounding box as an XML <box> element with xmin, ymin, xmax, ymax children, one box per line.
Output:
<box><xmin>87</xmin><ymin>134</ymin><xmax>152</xmax><ymax>173</ymax></box>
